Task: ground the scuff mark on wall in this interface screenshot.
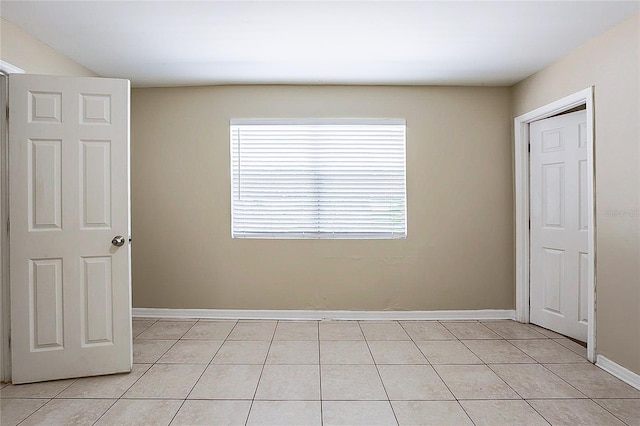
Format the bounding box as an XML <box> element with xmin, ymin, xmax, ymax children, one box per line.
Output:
<box><xmin>380</xmin><ymin>256</ymin><xmax>414</xmax><ymax>265</ymax></box>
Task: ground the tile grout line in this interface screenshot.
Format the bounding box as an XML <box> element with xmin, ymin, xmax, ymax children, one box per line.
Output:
<box><xmin>458</xmin><ymin>339</ymin><xmax>490</xmax><ymax>364</ymax></box>
<box><xmin>131</xmin><ymin>319</ymin><xmax>156</xmax><ymax>339</ymax></box>
<box><xmin>505</xmin><ymin>342</ymin><xmax>590</xmax><ymax>365</ymax></box>
<box><xmin>521</xmin><ymin>396</ymin><xmax>631</xmax><ymax>426</ymax></box>
<box><xmin>479</xmin><ymin>331</ymin><xmax>573</xmax><ymax>403</ymax></box>
<box><xmin>357</xmin><ymin>321</ymin><xmax>400</xmax><ymax>426</ymax></box>
<box><xmin>484</xmin><ymin>362</ymin><xmax>533</xmax><ymax>400</ymax></box>
<box><xmin>134</xmin><ymin>320</ymin><xmax>199</xmax><ymax>424</ymax></box>
<box><xmin>460</xmin><ymin>345</ymin><xmax>524</xmax><ymax>425</ymax></box>
<box><xmin>520</xmin><ymin>399</ymin><xmax>553</xmax><ymax>426</ymax></box>
<box><xmin>89</xmin><ymin>362</ymin><xmax>159</xmax><ymax>425</ymax></box>
<box><xmin>18</xmin><ymin>376</ymin><xmax>82</xmax><ymax>425</ymax></box>
<box><xmin>590</xmin><ymin>398</ymin><xmax>634</xmax><ymax>425</ymax></box>
<box><xmin>166</xmin><ymin>318</ymin><xmax>231</xmax><ymax>425</ymax></box>
<box><xmin>458</xmin><ymin>338</ymin><xmax>536</xmax><ymax>364</ymax></box>
<box><xmin>552</xmin><ymin>338</ymin><xmax>588</xmax><ymax>357</ymax></box>
<box><xmin>15</xmin><ymin>397</ymin><xmax>53</xmax><ymax>426</ymax></box>
<box><xmin>243</xmin><ymin>321</ymin><xmax>277</xmax><ymax>426</ymax></box>
<box><xmin>398</xmin><ymin>321</ymin><xmax>477</xmax><ymax>426</ymax></box>
<box><xmin>479</xmin><ymin>321</ymin><xmax>550</xmax><ymax>340</ymax></box>
<box><xmin>133</xmin><ymin>319</ymin><xmax>199</xmax><ymax>365</ymax></box>
<box><xmin>537</xmin><ymin>363</ymin><xmax>590</xmax><ymax>398</ymax></box>
<box><xmin>484</xmin><ymin>359</ymin><xmax>590</xmax><ymax>425</ymax></box>
<box><xmin>439</xmin><ymin>320</ymin><xmax>502</xmax><ymax>340</ymax></box>
<box><xmin>89</xmin><ymin>398</ymin><xmax>120</xmax><ymax>426</ymax></box>
<box><xmin>439</xmin><ymin>321</ymin><xmax>562</xmax><ymax>424</ymax></box>
<box><xmin>123</xmin><ymin>319</ymin><xmax>200</xmax><ymax>424</ymax></box>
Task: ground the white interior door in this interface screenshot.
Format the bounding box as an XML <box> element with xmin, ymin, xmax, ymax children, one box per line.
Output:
<box><xmin>529</xmin><ymin>110</ymin><xmax>588</xmax><ymax>342</ymax></box>
<box><xmin>9</xmin><ymin>74</ymin><xmax>131</xmax><ymax>383</ymax></box>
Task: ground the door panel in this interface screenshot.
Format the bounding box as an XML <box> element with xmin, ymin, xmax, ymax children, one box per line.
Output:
<box><xmin>30</xmin><ymin>258</ymin><xmax>64</xmax><ymax>350</ymax></box>
<box><xmin>9</xmin><ymin>74</ymin><xmax>131</xmax><ymax>383</ymax></box>
<box><xmin>542</xmin><ymin>247</ymin><xmax>564</xmax><ymax>316</ymax></box>
<box><xmin>542</xmin><ymin>163</ymin><xmax>564</xmax><ymax>228</ymax></box>
<box><xmin>578</xmin><ymin>252</ymin><xmax>589</xmax><ymax>324</ymax></box>
<box><xmin>80</xmin><ymin>256</ymin><xmax>113</xmax><ymax>346</ymax></box>
<box><xmin>80</xmin><ymin>139</ymin><xmax>112</xmax><ymax>228</ymax></box>
<box><xmin>578</xmin><ymin>160</ymin><xmax>589</xmax><ymax>230</ymax></box>
<box><xmin>29</xmin><ymin>139</ymin><xmax>62</xmax><ymax>230</ymax></box>
<box><xmin>530</xmin><ymin>110</ymin><xmax>588</xmax><ymax>342</ymax></box>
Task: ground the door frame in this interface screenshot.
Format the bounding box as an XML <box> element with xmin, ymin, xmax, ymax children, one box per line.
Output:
<box><xmin>514</xmin><ymin>87</ymin><xmax>596</xmax><ymax>362</ymax></box>
<box><xmin>0</xmin><ymin>61</ymin><xmax>25</xmax><ymax>383</ymax></box>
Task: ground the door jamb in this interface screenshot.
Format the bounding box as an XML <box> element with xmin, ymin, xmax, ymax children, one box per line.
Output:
<box><xmin>0</xmin><ymin>61</ymin><xmax>25</xmax><ymax>383</ymax></box>
<box><xmin>514</xmin><ymin>87</ymin><xmax>596</xmax><ymax>362</ymax></box>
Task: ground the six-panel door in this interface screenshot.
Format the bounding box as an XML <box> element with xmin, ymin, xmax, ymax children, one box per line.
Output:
<box><xmin>530</xmin><ymin>110</ymin><xmax>589</xmax><ymax>342</ymax></box>
<box><xmin>9</xmin><ymin>75</ymin><xmax>131</xmax><ymax>384</ymax></box>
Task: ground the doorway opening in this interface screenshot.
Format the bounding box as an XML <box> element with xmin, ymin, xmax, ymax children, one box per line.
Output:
<box><xmin>0</xmin><ymin>61</ymin><xmax>26</xmax><ymax>384</ymax></box>
<box><xmin>514</xmin><ymin>87</ymin><xmax>596</xmax><ymax>362</ymax></box>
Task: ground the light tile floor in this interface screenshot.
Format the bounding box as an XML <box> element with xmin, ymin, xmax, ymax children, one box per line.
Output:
<box><xmin>1</xmin><ymin>319</ymin><xmax>639</xmax><ymax>425</ymax></box>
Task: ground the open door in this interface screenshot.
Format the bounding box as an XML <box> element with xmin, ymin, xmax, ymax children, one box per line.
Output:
<box><xmin>9</xmin><ymin>74</ymin><xmax>131</xmax><ymax>383</ymax></box>
<box><xmin>529</xmin><ymin>110</ymin><xmax>589</xmax><ymax>342</ymax></box>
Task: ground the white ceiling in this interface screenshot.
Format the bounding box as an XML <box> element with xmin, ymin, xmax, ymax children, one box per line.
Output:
<box><xmin>2</xmin><ymin>1</ymin><xmax>638</xmax><ymax>87</ymax></box>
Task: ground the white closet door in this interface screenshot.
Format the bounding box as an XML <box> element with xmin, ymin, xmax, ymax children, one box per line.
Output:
<box><xmin>530</xmin><ymin>110</ymin><xmax>588</xmax><ymax>342</ymax></box>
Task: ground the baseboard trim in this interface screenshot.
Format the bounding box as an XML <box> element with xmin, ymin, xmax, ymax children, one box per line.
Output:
<box><xmin>132</xmin><ymin>308</ymin><xmax>516</xmax><ymax>321</ymax></box>
<box><xmin>596</xmin><ymin>355</ymin><xmax>640</xmax><ymax>390</ymax></box>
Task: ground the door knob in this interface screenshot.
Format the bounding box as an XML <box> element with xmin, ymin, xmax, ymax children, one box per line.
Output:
<box><xmin>111</xmin><ymin>235</ymin><xmax>125</xmax><ymax>247</ymax></box>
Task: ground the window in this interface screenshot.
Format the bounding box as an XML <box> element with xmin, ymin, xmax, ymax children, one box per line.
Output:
<box><xmin>230</xmin><ymin>119</ymin><xmax>407</xmax><ymax>239</ymax></box>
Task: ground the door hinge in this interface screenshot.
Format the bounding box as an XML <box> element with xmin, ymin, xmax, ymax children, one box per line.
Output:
<box><xmin>528</xmin><ymin>143</ymin><xmax>530</xmax><ymax>153</ymax></box>
<box><xmin>528</xmin><ymin>219</ymin><xmax>531</xmax><ymax>230</ymax></box>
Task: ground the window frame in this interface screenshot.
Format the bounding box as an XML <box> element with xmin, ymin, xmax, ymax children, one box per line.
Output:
<box><xmin>230</xmin><ymin>118</ymin><xmax>407</xmax><ymax>240</ymax></box>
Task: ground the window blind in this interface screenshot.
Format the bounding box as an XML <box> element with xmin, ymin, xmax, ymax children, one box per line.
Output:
<box><xmin>230</xmin><ymin>119</ymin><xmax>407</xmax><ymax>239</ymax></box>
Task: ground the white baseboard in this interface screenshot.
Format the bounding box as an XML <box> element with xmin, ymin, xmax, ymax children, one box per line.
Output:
<box><xmin>132</xmin><ymin>308</ymin><xmax>516</xmax><ymax>321</ymax></box>
<box><xmin>596</xmin><ymin>355</ymin><xmax>640</xmax><ymax>390</ymax></box>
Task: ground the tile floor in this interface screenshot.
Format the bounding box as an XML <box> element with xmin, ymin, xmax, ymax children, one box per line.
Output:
<box><xmin>1</xmin><ymin>319</ymin><xmax>639</xmax><ymax>425</ymax></box>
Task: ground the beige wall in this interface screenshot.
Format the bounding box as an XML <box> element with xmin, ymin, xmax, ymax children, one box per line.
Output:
<box><xmin>131</xmin><ymin>85</ymin><xmax>514</xmax><ymax>311</ymax></box>
<box><xmin>512</xmin><ymin>14</ymin><xmax>640</xmax><ymax>374</ymax></box>
<box><xmin>0</xmin><ymin>18</ymin><xmax>97</xmax><ymax>76</ymax></box>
